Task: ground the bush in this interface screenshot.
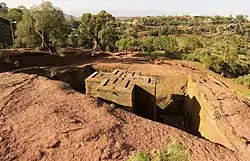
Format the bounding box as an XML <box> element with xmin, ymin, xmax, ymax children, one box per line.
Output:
<box><xmin>115</xmin><ymin>37</ymin><xmax>142</xmax><ymax>51</ymax></box>
<box><xmin>153</xmin><ymin>36</ymin><xmax>178</xmax><ymax>54</ymax></box>
<box><xmin>177</xmin><ymin>36</ymin><xmax>203</xmax><ymax>53</ymax></box>
<box><xmin>141</xmin><ymin>36</ymin><xmax>154</xmax><ymax>53</ymax></box>
<box><xmin>127</xmin><ymin>151</ymin><xmax>150</xmax><ymax>161</ymax></box>
<box><xmin>151</xmin><ymin>141</ymin><xmax>189</xmax><ymax>161</ymax></box>
<box><xmin>127</xmin><ymin>141</ymin><xmax>189</xmax><ymax>161</ymax></box>
<box><xmin>183</xmin><ymin>48</ymin><xmax>245</xmax><ymax>76</ymax></box>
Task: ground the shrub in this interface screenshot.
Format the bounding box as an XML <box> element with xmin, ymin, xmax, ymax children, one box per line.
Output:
<box><xmin>127</xmin><ymin>151</ymin><xmax>150</xmax><ymax>161</ymax></box>
<box><xmin>164</xmin><ymin>140</ymin><xmax>189</xmax><ymax>161</ymax></box>
<box><xmin>151</xmin><ymin>141</ymin><xmax>189</xmax><ymax>161</ymax></box>
<box><xmin>115</xmin><ymin>37</ymin><xmax>142</xmax><ymax>51</ymax></box>
<box><xmin>183</xmin><ymin>49</ymin><xmax>241</xmax><ymax>76</ymax></box>
<box><xmin>177</xmin><ymin>36</ymin><xmax>203</xmax><ymax>53</ymax></box>
<box><xmin>141</xmin><ymin>36</ymin><xmax>154</xmax><ymax>53</ymax></box>
<box><xmin>127</xmin><ymin>141</ymin><xmax>189</xmax><ymax>161</ymax></box>
<box><xmin>153</xmin><ymin>36</ymin><xmax>178</xmax><ymax>54</ymax></box>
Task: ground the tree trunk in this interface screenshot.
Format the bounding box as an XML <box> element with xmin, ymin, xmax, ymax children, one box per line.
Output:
<box><xmin>41</xmin><ymin>37</ymin><xmax>51</xmax><ymax>53</ymax></box>
<box><xmin>36</xmin><ymin>30</ymin><xmax>51</xmax><ymax>53</ymax></box>
<box><xmin>93</xmin><ymin>38</ymin><xmax>98</xmax><ymax>51</ymax></box>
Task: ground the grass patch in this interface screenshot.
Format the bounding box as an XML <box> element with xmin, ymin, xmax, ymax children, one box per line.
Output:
<box><xmin>127</xmin><ymin>151</ymin><xmax>150</xmax><ymax>161</ymax></box>
<box><xmin>234</xmin><ymin>74</ymin><xmax>250</xmax><ymax>88</ymax></box>
<box><xmin>232</xmin><ymin>74</ymin><xmax>250</xmax><ymax>96</ymax></box>
<box><xmin>127</xmin><ymin>140</ymin><xmax>189</xmax><ymax>161</ymax></box>
<box><xmin>233</xmin><ymin>88</ymin><xmax>250</xmax><ymax>97</ymax></box>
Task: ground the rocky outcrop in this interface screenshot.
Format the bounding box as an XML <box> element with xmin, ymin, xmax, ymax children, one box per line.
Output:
<box><xmin>0</xmin><ymin>72</ymin><xmax>246</xmax><ymax>161</ymax></box>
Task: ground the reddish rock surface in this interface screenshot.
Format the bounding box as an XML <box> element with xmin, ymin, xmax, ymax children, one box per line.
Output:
<box><xmin>0</xmin><ymin>72</ymin><xmax>247</xmax><ymax>161</ymax></box>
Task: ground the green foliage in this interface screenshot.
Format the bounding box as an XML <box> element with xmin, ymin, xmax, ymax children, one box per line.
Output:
<box><xmin>154</xmin><ymin>36</ymin><xmax>178</xmax><ymax>53</ymax></box>
<box><xmin>127</xmin><ymin>141</ymin><xmax>189</xmax><ymax>161</ymax></box>
<box><xmin>141</xmin><ymin>36</ymin><xmax>154</xmax><ymax>53</ymax></box>
<box><xmin>236</xmin><ymin>14</ymin><xmax>248</xmax><ymax>23</ymax></box>
<box><xmin>99</xmin><ymin>20</ymin><xmax>121</xmax><ymax>51</ymax></box>
<box><xmin>117</xmin><ymin>36</ymin><xmax>179</xmax><ymax>54</ymax></box>
<box><xmin>78</xmin><ymin>10</ymin><xmax>118</xmax><ymax>51</ymax></box>
<box><xmin>7</xmin><ymin>8</ymin><xmax>23</xmax><ymax>22</ymax></box>
<box><xmin>66</xmin><ymin>16</ymin><xmax>80</xmax><ymax>29</ymax></box>
<box><xmin>177</xmin><ymin>36</ymin><xmax>203</xmax><ymax>52</ymax></box>
<box><xmin>14</xmin><ymin>11</ymin><xmax>40</xmax><ymax>47</ymax></box>
<box><xmin>234</xmin><ymin>74</ymin><xmax>250</xmax><ymax>88</ymax></box>
<box><xmin>15</xmin><ymin>1</ymin><xmax>69</xmax><ymax>51</ymax></box>
<box><xmin>127</xmin><ymin>151</ymin><xmax>150</xmax><ymax>161</ymax></box>
<box><xmin>152</xmin><ymin>141</ymin><xmax>189</xmax><ymax>161</ymax></box>
<box><xmin>116</xmin><ymin>37</ymin><xmax>142</xmax><ymax>51</ymax></box>
<box><xmin>184</xmin><ymin>48</ymin><xmax>236</xmax><ymax>75</ymax></box>
<box><xmin>164</xmin><ymin>140</ymin><xmax>189</xmax><ymax>161</ymax></box>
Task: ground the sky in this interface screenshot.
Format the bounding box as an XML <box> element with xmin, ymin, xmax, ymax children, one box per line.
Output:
<box><xmin>5</xmin><ymin>0</ymin><xmax>250</xmax><ymax>17</ymax></box>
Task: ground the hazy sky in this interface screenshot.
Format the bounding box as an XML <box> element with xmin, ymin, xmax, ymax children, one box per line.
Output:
<box><xmin>5</xmin><ymin>0</ymin><xmax>250</xmax><ymax>17</ymax></box>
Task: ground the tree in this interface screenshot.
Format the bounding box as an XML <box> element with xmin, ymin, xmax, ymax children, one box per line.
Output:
<box><xmin>115</xmin><ymin>37</ymin><xmax>142</xmax><ymax>52</ymax></box>
<box><xmin>15</xmin><ymin>1</ymin><xmax>69</xmax><ymax>51</ymax></box>
<box><xmin>78</xmin><ymin>10</ymin><xmax>116</xmax><ymax>50</ymax></box>
<box><xmin>141</xmin><ymin>36</ymin><xmax>154</xmax><ymax>53</ymax></box>
<box><xmin>236</xmin><ymin>14</ymin><xmax>247</xmax><ymax>23</ymax></box>
<box><xmin>98</xmin><ymin>20</ymin><xmax>121</xmax><ymax>51</ymax></box>
<box><xmin>154</xmin><ymin>36</ymin><xmax>178</xmax><ymax>53</ymax></box>
<box><xmin>67</xmin><ymin>28</ymin><xmax>93</xmax><ymax>48</ymax></box>
<box><xmin>177</xmin><ymin>36</ymin><xmax>203</xmax><ymax>52</ymax></box>
<box><xmin>7</xmin><ymin>8</ymin><xmax>23</xmax><ymax>23</ymax></box>
<box><xmin>14</xmin><ymin>11</ymin><xmax>40</xmax><ymax>48</ymax></box>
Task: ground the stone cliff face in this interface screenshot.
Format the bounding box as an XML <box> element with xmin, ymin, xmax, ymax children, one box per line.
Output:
<box><xmin>155</xmin><ymin>76</ymin><xmax>244</xmax><ymax>152</ymax></box>
<box><xmin>186</xmin><ymin>79</ymin><xmax>233</xmax><ymax>150</ymax></box>
<box><xmin>186</xmin><ymin>77</ymin><xmax>250</xmax><ymax>159</ymax></box>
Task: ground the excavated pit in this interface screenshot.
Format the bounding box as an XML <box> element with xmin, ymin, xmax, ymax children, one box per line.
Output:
<box><xmin>13</xmin><ymin>66</ymin><xmax>229</xmax><ymax>148</ymax></box>
<box><xmin>13</xmin><ymin>65</ymin><xmax>97</xmax><ymax>93</ymax></box>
